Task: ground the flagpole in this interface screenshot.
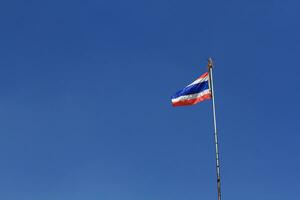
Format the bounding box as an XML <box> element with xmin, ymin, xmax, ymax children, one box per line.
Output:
<box><xmin>208</xmin><ymin>58</ymin><xmax>221</xmax><ymax>200</ymax></box>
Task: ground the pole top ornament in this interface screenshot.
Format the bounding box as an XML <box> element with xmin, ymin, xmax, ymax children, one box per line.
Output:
<box><xmin>208</xmin><ymin>57</ymin><xmax>214</xmax><ymax>69</ymax></box>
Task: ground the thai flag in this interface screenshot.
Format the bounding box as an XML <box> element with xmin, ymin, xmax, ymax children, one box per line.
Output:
<box><xmin>171</xmin><ymin>72</ymin><xmax>212</xmax><ymax>106</ymax></box>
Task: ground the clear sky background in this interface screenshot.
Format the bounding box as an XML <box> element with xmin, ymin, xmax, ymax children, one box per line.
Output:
<box><xmin>0</xmin><ymin>0</ymin><xmax>299</xmax><ymax>200</ymax></box>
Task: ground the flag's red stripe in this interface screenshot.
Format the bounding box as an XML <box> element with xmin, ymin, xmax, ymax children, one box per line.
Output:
<box><xmin>172</xmin><ymin>94</ymin><xmax>212</xmax><ymax>107</ymax></box>
<box><xmin>197</xmin><ymin>72</ymin><xmax>209</xmax><ymax>79</ymax></box>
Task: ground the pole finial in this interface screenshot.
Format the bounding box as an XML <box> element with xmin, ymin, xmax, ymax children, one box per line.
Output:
<box><xmin>208</xmin><ymin>57</ymin><xmax>213</xmax><ymax>69</ymax></box>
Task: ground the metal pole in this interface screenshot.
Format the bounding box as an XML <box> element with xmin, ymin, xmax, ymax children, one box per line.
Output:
<box><xmin>208</xmin><ymin>58</ymin><xmax>221</xmax><ymax>200</ymax></box>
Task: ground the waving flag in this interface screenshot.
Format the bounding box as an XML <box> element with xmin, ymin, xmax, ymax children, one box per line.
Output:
<box><xmin>171</xmin><ymin>72</ymin><xmax>211</xmax><ymax>106</ymax></box>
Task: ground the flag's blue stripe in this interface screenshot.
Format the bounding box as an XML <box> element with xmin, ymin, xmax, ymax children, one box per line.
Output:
<box><xmin>172</xmin><ymin>81</ymin><xmax>209</xmax><ymax>99</ymax></box>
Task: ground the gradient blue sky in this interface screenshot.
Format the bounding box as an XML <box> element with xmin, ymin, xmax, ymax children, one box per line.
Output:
<box><xmin>0</xmin><ymin>0</ymin><xmax>299</xmax><ymax>200</ymax></box>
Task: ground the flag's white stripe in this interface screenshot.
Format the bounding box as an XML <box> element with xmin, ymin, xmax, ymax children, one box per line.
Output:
<box><xmin>171</xmin><ymin>89</ymin><xmax>211</xmax><ymax>103</ymax></box>
<box><xmin>187</xmin><ymin>76</ymin><xmax>209</xmax><ymax>87</ymax></box>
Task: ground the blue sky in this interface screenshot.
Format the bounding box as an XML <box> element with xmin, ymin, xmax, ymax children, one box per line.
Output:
<box><xmin>0</xmin><ymin>0</ymin><xmax>299</xmax><ymax>199</ymax></box>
